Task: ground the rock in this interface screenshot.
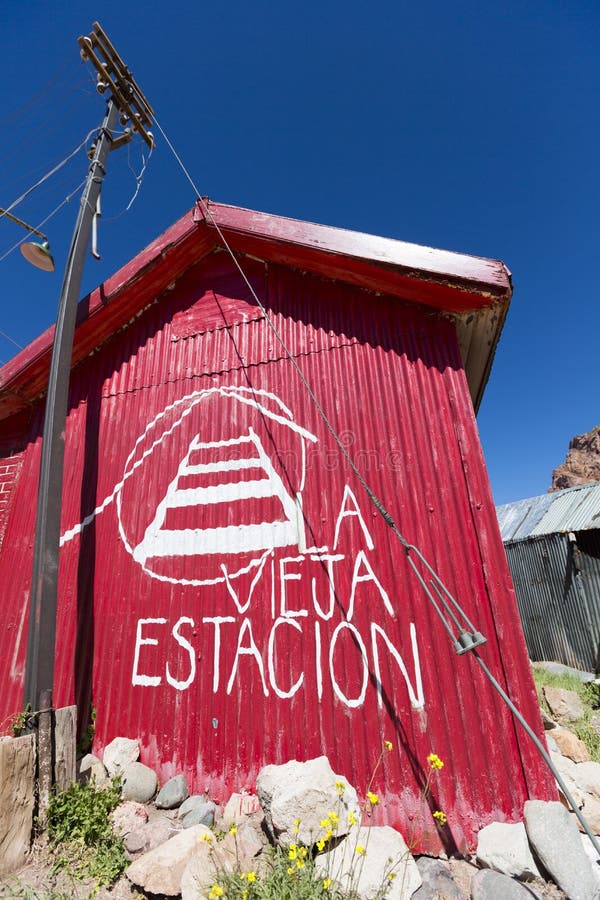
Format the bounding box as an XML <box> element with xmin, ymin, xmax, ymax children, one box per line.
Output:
<box><xmin>545</xmin><ymin>732</ymin><xmax>559</xmax><ymax>754</ymax></box>
<box><xmin>77</xmin><ymin>752</ymin><xmax>109</xmax><ymax>786</ymax></box>
<box><xmin>103</xmin><ymin>737</ymin><xmax>140</xmax><ymax>776</ymax></box>
<box><xmin>180</xmin><ymin>832</ymin><xmax>238</xmax><ymax>900</ymax></box>
<box><xmin>413</xmin><ymin>856</ymin><xmax>464</xmax><ymax>898</ymax></box>
<box><xmin>111</xmin><ymin>800</ymin><xmax>149</xmax><ymax>836</ymax></box>
<box><xmin>550</xmin><ymin>426</ymin><xmax>600</xmax><ymax>492</ymax></box>
<box><xmin>476</xmin><ymin>821</ymin><xmax>541</xmax><ymax>880</ymax></box>
<box><xmin>124</xmin><ymin>816</ymin><xmax>180</xmax><ymax>854</ymax></box>
<box><xmin>183</xmin><ymin>802</ymin><xmax>216</xmax><ymax>828</ymax></box>
<box><xmin>532</xmin><ymin>660</ymin><xmax>596</xmax><ymax>683</ymax></box>
<box><xmin>550</xmin><ymin>750</ymin><xmax>585</xmax><ymax>807</ymax></box>
<box><xmin>448</xmin><ymin>858</ymin><xmax>478</xmax><ymax>896</ymax></box>
<box><xmin>540</xmin><ymin>708</ymin><xmax>557</xmax><ymax>730</ymax></box>
<box><xmin>524</xmin><ymin>799</ymin><xmax>597</xmax><ymax>900</ymax></box>
<box><xmin>156</xmin><ymin>773</ymin><xmax>190</xmax><ymax>809</ymax></box>
<box><xmin>121</xmin><ymin>761</ymin><xmax>158</xmax><ymax>802</ymax></box>
<box><xmin>124</xmin><ymin>829</ymin><xmax>148</xmax><ymax>854</ymax></box>
<box><xmin>221</xmin><ymin>791</ymin><xmax>262</xmax><ymax>827</ymax></box>
<box><xmin>574</xmin><ymin>761</ymin><xmax>600</xmax><ymax>801</ymax></box>
<box><xmin>579</xmin><ymin>794</ymin><xmax>600</xmax><ymax>835</ymax></box>
<box><xmin>552</xmin><ymin>727</ymin><xmax>591</xmax><ymax>762</ymax></box>
<box><xmin>235</xmin><ymin>819</ymin><xmax>266</xmax><ymax>860</ymax></box>
<box><xmin>471</xmin><ymin>868</ymin><xmax>540</xmax><ymax>899</ymax></box>
<box><xmin>315</xmin><ymin>825</ymin><xmax>421</xmax><ymax>899</ymax></box>
<box><xmin>580</xmin><ymin>834</ymin><xmax>600</xmax><ymax>888</ymax></box>
<box><xmin>256</xmin><ymin>756</ymin><xmax>360</xmax><ymax>846</ymax></box>
<box><xmin>126</xmin><ymin>823</ymin><xmax>210</xmax><ymax>896</ymax></box>
<box><xmin>178</xmin><ymin>795</ymin><xmax>211</xmax><ymax>818</ymax></box>
<box><xmin>543</xmin><ymin>686</ymin><xmax>585</xmax><ymax>724</ymax></box>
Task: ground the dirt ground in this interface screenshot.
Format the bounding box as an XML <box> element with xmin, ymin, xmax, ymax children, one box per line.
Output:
<box><xmin>1</xmin><ymin>838</ymin><xmax>138</xmax><ymax>899</ymax></box>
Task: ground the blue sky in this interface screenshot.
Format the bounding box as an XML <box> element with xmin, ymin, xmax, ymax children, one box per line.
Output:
<box><xmin>0</xmin><ymin>0</ymin><xmax>597</xmax><ymax>505</ymax></box>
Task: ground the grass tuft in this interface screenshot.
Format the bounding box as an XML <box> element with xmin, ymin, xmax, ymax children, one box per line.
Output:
<box><xmin>532</xmin><ymin>666</ymin><xmax>600</xmax><ymax>762</ymax></box>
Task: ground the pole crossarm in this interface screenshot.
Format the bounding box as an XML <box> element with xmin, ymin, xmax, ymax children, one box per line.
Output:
<box><xmin>0</xmin><ymin>207</ymin><xmax>48</xmax><ymax>241</ymax></box>
<box><xmin>78</xmin><ymin>22</ymin><xmax>154</xmax><ymax>148</ymax></box>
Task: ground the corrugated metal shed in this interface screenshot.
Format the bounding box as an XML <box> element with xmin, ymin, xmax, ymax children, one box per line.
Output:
<box><xmin>497</xmin><ymin>482</ymin><xmax>600</xmax><ymax>672</ymax></box>
<box><xmin>497</xmin><ymin>481</ymin><xmax>600</xmax><ymax>540</ymax></box>
<box><xmin>0</xmin><ymin>202</ymin><xmax>554</xmax><ymax>853</ymax></box>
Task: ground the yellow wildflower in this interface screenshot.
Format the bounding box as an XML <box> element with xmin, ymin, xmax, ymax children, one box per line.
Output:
<box><xmin>348</xmin><ymin>811</ymin><xmax>358</xmax><ymax>826</ymax></box>
<box><xmin>366</xmin><ymin>790</ymin><xmax>379</xmax><ymax>806</ymax></box>
<box><xmin>316</xmin><ymin>838</ymin><xmax>326</xmax><ymax>851</ymax></box>
<box><xmin>356</xmin><ymin>844</ymin><xmax>365</xmax><ymax>856</ymax></box>
<box><xmin>287</xmin><ymin>866</ymin><xmax>295</xmax><ymax>875</ymax></box>
<box><xmin>323</xmin><ymin>878</ymin><xmax>332</xmax><ymax>889</ymax></box>
<box><xmin>328</xmin><ymin>811</ymin><xmax>339</xmax><ymax>825</ymax></box>
<box><xmin>288</xmin><ymin>844</ymin><xmax>298</xmax><ymax>860</ymax></box>
<box><xmin>384</xmin><ymin>740</ymin><xmax>393</xmax><ymax>751</ymax></box>
<box><xmin>325</xmin><ymin>828</ymin><xmax>333</xmax><ymax>840</ymax></box>
<box><xmin>208</xmin><ymin>885</ymin><xmax>224</xmax><ymax>900</ymax></box>
<box><xmin>242</xmin><ymin>892</ymin><xmax>248</xmax><ymax>900</ymax></box>
<box><xmin>200</xmin><ymin>833</ymin><xmax>213</xmax><ymax>843</ymax></box>
<box><xmin>298</xmin><ymin>846</ymin><xmax>308</xmax><ymax>859</ymax></box>
<box><xmin>335</xmin><ymin>780</ymin><xmax>346</xmax><ymax>794</ymax></box>
<box><xmin>229</xmin><ymin>824</ymin><xmax>237</xmax><ymax>836</ymax></box>
<box><xmin>433</xmin><ymin>810</ymin><xmax>447</xmax><ymax>825</ymax></box>
<box><xmin>388</xmin><ymin>872</ymin><xmax>396</xmax><ymax>881</ymax></box>
<box><xmin>247</xmin><ymin>872</ymin><xmax>256</xmax><ymax>883</ymax></box>
<box><xmin>296</xmin><ymin>859</ymin><xmax>305</xmax><ymax>870</ymax></box>
<box><xmin>294</xmin><ymin>818</ymin><xmax>301</xmax><ymax>825</ymax></box>
<box><xmin>427</xmin><ymin>753</ymin><xmax>444</xmax><ymax>770</ymax></box>
<box><xmin>320</xmin><ymin>817</ymin><xmax>331</xmax><ymax>829</ymax></box>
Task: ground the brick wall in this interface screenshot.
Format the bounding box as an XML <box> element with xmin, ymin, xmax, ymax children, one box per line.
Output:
<box><xmin>0</xmin><ymin>454</ymin><xmax>23</xmax><ymax>549</ymax></box>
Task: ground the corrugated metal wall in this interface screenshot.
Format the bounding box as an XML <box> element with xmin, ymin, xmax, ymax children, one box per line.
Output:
<box><xmin>0</xmin><ymin>250</ymin><xmax>554</xmax><ymax>852</ymax></box>
<box><xmin>505</xmin><ymin>531</ymin><xmax>600</xmax><ymax>672</ymax></box>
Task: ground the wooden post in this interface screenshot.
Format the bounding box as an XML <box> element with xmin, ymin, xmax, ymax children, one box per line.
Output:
<box><xmin>36</xmin><ymin>689</ymin><xmax>53</xmax><ymax>827</ymax></box>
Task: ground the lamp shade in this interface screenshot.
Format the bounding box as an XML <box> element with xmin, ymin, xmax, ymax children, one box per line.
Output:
<box><xmin>20</xmin><ymin>240</ymin><xmax>55</xmax><ymax>272</ymax></box>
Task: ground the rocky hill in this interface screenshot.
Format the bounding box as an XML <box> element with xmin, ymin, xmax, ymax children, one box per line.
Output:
<box><xmin>550</xmin><ymin>425</ymin><xmax>600</xmax><ymax>492</ymax></box>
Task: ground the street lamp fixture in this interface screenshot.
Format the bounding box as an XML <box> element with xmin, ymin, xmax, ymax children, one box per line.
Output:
<box><xmin>20</xmin><ymin>240</ymin><xmax>55</xmax><ymax>272</ymax></box>
<box><xmin>0</xmin><ymin>206</ymin><xmax>55</xmax><ymax>272</ymax></box>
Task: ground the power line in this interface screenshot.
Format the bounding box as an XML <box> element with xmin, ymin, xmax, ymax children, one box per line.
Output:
<box><xmin>0</xmin><ymin>59</ymin><xmax>82</xmax><ymax>128</ymax></box>
<box><xmin>0</xmin><ymin>129</ymin><xmax>97</xmax><ymax>223</ymax></box>
<box><xmin>0</xmin><ymin>329</ymin><xmax>23</xmax><ymax>350</ymax></box>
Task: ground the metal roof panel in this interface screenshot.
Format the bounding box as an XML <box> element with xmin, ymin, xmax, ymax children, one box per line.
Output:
<box><xmin>497</xmin><ymin>481</ymin><xmax>600</xmax><ymax>541</ymax></box>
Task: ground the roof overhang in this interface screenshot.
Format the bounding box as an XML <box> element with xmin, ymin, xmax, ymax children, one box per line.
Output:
<box><xmin>0</xmin><ymin>199</ymin><xmax>512</xmax><ymax>422</ymax></box>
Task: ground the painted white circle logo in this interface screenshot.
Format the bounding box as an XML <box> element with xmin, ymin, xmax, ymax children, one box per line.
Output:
<box><xmin>61</xmin><ymin>386</ymin><xmax>317</xmax><ymax>587</ymax></box>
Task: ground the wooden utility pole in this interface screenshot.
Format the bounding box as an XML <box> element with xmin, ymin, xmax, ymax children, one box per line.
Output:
<box><xmin>23</xmin><ymin>23</ymin><xmax>154</xmax><ymax>721</ymax></box>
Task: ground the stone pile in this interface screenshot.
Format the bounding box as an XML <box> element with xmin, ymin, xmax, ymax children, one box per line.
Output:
<box><xmin>78</xmin><ymin>728</ymin><xmax>600</xmax><ymax>900</ymax></box>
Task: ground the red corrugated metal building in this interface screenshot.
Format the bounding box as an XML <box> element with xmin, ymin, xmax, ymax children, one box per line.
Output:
<box><xmin>0</xmin><ymin>201</ymin><xmax>554</xmax><ymax>852</ymax></box>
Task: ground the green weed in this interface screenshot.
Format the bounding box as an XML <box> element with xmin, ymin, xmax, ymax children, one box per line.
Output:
<box><xmin>203</xmin><ymin>844</ymin><xmax>351</xmax><ymax>900</ymax></box>
<box><xmin>45</xmin><ymin>777</ymin><xmax>126</xmax><ymax>891</ymax></box>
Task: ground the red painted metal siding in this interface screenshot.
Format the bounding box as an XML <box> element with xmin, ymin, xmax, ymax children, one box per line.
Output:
<box><xmin>0</xmin><ymin>252</ymin><xmax>552</xmax><ymax>852</ymax></box>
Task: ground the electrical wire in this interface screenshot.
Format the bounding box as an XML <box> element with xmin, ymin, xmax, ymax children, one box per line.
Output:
<box><xmin>0</xmin><ymin>129</ymin><xmax>97</xmax><ymax>223</ymax></box>
<box><xmin>0</xmin><ymin>59</ymin><xmax>83</xmax><ymax>128</ymax></box>
<box><xmin>144</xmin><ymin>114</ymin><xmax>600</xmax><ymax>856</ymax></box>
<box><xmin>0</xmin><ymin>330</ymin><xmax>23</xmax><ymax>350</ymax></box>
<box><xmin>103</xmin><ymin>141</ymin><xmax>153</xmax><ymax>221</ymax></box>
<box><xmin>0</xmin><ymin>69</ymin><xmax>96</xmax><ymax>188</ymax></box>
